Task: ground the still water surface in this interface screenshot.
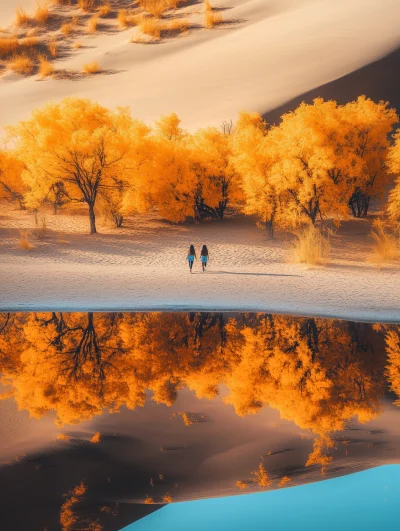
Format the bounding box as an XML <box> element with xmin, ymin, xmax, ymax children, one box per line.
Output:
<box><xmin>1</xmin><ymin>312</ymin><xmax>400</xmax><ymax>530</ymax></box>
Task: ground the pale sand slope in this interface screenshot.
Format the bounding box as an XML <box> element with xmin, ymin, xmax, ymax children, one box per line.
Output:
<box><xmin>1</xmin><ymin>0</ymin><xmax>400</xmax><ymax>130</ymax></box>
<box><xmin>1</xmin><ymin>204</ymin><xmax>400</xmax><ymax>321</ymax></box>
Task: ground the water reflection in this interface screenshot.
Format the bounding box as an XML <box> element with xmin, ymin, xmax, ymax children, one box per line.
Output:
<box><xmin>0</xmin><ymin>312</ymin><xmax>400</xmax><ymax>530</ymax></box>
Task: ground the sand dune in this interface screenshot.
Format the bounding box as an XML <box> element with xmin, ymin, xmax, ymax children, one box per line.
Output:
<box><xmin>1</xmin><ymin>0</ymin><xmax>400</xmax><ymax>130</ymax></box>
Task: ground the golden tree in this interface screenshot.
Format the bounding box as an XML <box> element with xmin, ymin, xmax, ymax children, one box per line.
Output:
<box><xmin>232</xmin><ymin>112</ymin><xmax>281</xmax><ymax>238</ymax></box>
<box><xmin>387</xmin><ymin>128</ymin><xmax>400</xmax><ymax>220</ymax></box>
<box><xmin>0</xmin><ymin>150</ymin><xmax>26</xmax><ymax>209</ymax></box>
<box><xmin>190</xmin><ymin>126</ymin><xmax>240</xmax><ymax>221</ymax></box>
<box><xmin>11</xmin><ymin>98</ymin><xmax>139</xmax><ymax>234</ymax></box>
<box><xmin>339</xmin><ymin>96</ymin><xmax>397</xmax><ymax>218</ymax></box>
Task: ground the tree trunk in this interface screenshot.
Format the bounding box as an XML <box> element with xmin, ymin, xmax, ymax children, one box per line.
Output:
<box><xmin>88</xmin><ymin>202</ymin><xmax>97</xmax><ymax>234</ymax></box>
<box><xmin>265</xmin><ymin>217</ymin><xmax>274</xmax><ymax>239</ymax></box>
<box><xmin>349</xmin><ymin>190</ymin><xmax>370</xmax><ymax>218</ymax></box>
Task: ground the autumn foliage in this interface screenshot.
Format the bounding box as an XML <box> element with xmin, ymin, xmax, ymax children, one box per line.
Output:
<box><xmin>1</xmin><ymin>95</ymin><xmax>399</xmax><ymax>236</ymax></box>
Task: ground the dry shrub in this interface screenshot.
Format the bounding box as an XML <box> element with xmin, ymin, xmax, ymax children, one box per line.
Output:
<box><xmin>78</xmin><ymin>0</ymin><xmax>97</xmax><ymax>11</ymax></box>
<box><xmin>19</xmin><ymin>230</ymin><xmax>34</xmax><ymax>250</ymax></box>
<box><xmin>9</xmin><ymin>53</ymin><xmax>35</xmax><ymax>75</ymax></box>
<box><xmin>162</xmin><ymin>494</ymin><xmax>173</xmax><ymax>503</ymax></box>
<box><xmin>0</xmin><ymin>37</ymin><xmax>19</xmax><ymax>58</ymax></box>
<box><xmin>205</xmin><ymin>10</ymin><xmax>222</xmax><ymax>28</ymax></box>
<box><xmin>15</xmin><ymin>7</ymin><xmax>30</xmax><ymax>27</ymax></box>
<box><xmin>291</xmin><ymin>226</ymin><xmax>330</xmax><ymax>266</ymax></box>
<box><xmin>38</xmin><ymin>55</ymin><xmax>54</xmax><ymax>77</ymax></box>
<box><xmin>144</xmin><ymin>496</ymin><xmax>155</xmax><ymax>504</ymax></box>
<box><xmin>61</xmin><ymin>22</ymin><xmax>75</xmax><ymax>35</ymax></box>
<box><xmin>97</xmin><ymin>2</ymin><xmax>111</xmax><ymax>16</ymax></box>
<box><xmin>73</xmin><ymin>41</ymin><xmax>82</xmax><ymax>48</ymax></box>
<box><xmin>139</xmin><ymin>17</ymin><xmax>161</xmax><ymax>38</ymax></box>
<box><xmin>19</xmin><ymin>35</ymin><xmax>40</xmax><ymax>49</ymax></box>
<box><xmin>129</xmin><ymin>33</ymin><xmax>148</xmax><ymax>44</ymax></box>
<box><xmin>90</xmin><ymin>432</ymin><xmax>101</xmax><ymax>443</ymax></box>
<box><xmin>118</xmin><ymin>9</ymin><xmax>142</xmax><ymax>28</ymax></box>
<box><xmin>35</xmin><ymin>2</ymin><xmax>50</xmax><ymax>24</ymax></box>
<box><xmin>162</xmin><ymin>17</ymin><xmax>189</xmax><ymax>34</ymax></box>
<box><xmin>370</xmin><ymin>219</ymin><xmax>400</xmax><ymax>267</ymax></box>
<box><xmin>87</xmin><ymin>16</ymin><xmax>99</xmax><ymax>33</ymax></box>
<box><xmin>140</xmin><ymin>0</ymin><xmax>168</xmax><ymax>18</ymax></box>
<box><xmin>47</xmin><ymin>36</ymin><xmax>58</xmax><ymax>57</ymax></box>
<box><xmin>82</xmin><ymin>60</ymin><xmax>102</xmax><ymax>74</ymax></box>
<box><xmin>204</xmin><ymin>0</ymin><xmax>212</xmax><ymax>11</ymax></box>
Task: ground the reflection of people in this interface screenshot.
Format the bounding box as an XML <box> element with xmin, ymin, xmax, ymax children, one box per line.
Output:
<box><xmin>200</xmin><ymin>245</ymin><xmax>209</xmax><ymax>272</ymax></box>
<box><xmin>187</xmin><ymin>244</ymin><xmax>196</xmax><ymax>273</ymax></box>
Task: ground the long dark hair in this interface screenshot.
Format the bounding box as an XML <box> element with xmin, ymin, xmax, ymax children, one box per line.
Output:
<box><xmin>201</xmin><ymin>245</ymin><xmax>208</xmax><ymax>256</ymax></box>
<box><xmin>189</xmin><ymin>244</ymin><xmax>196</xmax><ymax>256</ymax></box>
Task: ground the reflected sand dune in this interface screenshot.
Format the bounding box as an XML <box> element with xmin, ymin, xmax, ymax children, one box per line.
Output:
<box><xmin>1</xmin><ymin>312</ymin><xmax>400</xmax><ymax>530</ymax></box>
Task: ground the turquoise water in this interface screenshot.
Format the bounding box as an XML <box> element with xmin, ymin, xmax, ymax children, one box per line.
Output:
<box><xmin>123</xmin><ymin>465</ymin><xmax>400</xmax><ymax>531</ymax></box>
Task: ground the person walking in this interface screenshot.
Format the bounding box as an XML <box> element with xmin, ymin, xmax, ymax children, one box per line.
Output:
<box><xmin>200</xmin><ymin>245</ymin><xmax>209</xmax><ymax>272</ymax></box>
<box><xmin>187</xmin><ymin>244</ymin><xmax>196</xmax><ymax>273</ymax></box>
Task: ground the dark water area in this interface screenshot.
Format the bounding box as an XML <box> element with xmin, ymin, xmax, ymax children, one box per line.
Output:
<box><xmin>1</xmin><ymin>311</ymin><xmax>400</xmax><ymax>531</ymax></box>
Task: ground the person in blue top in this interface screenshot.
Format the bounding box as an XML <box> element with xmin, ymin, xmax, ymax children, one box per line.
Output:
<box><xmin>187</xmin><ymin>244</ymin><xmax>196</xmax><ymax>273</ymax></box>
<box><xmin>200</xmin><ymin>245</ymin><xmax>209</xmax><ymax>272</ymax></box>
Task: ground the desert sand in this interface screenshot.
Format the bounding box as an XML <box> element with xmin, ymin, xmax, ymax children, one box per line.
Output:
<box><xmin>1</xmin><ymin>0</ymin><xmax>400</xmax><ymax>131</ymax></box>
<box><xmin>1</xmin><ymin>203</ymin><xmax>400</xmax><ymax>320</ymax></box>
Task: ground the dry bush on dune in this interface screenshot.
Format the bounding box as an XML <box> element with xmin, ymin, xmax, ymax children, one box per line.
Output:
<box><xmin>163</xmin><ymin>17</ymin><xmax>189</xmax><ymax>34</ymax></box>
<box><xmin>204</xmin><ymin>0</ymin><xmax>212</xmax><ymax>11</ymax></box>
<box><xmin>19</xmin><ymin>230</ymin><xmax>34</xmax><ymax>250</ymax></box>
<box><xmin>57</xmin><ymin>433</ymin><xmax>71</xmax><ymax>441</ymax></box>
<box><xmin>140</xmin><ymin>0</ymin><xmax>169</xmax><ymax>18</ymax></box>
<box><xmin>19</xmin><ymin>35</ymin><xmax>40</xmax><ymax>49</ymax></box>
<box><xmin>73</xmin><ymin>41</ymin><xmax>82</xmax><ymax>48</ymax></box>
<box><xmin>291</xmin><ymin>226</ymin><xmax>330</xmax><ymax>266</ymax></box>
<box><xmin>38</xmin><ymin>54</ymin><xmax>54</xmax><ymax>77</ymax></box>
<box><xmin>205</xmin><ymin>10</ymin><xmax>222</xmax><ymax>28</ymax></box>
<box><xmin>118</xmin><ymin>9</ymin><xmax>142</xmax><ymax>28</ymax></box>
<box><xmin>0</xmin><ymin>36</ymin><xmax>19</xmax><ymax>58</ymax></box>
<box><xmin>87</xmin><ymin>16</ymin><xmax>99</xmax><ymax>33</ymax></box>
<box><xmin>82</xmin><ymin>60</ymin><xmax>102</xmax><ymax>73</ymax></box>
<box><xmin>370</xmin><ymin>219</ymin><xmax>400</xmax><ymax>267</ymax></box>
<box><xmin>78</xmin><ymin>0</ymin><xmax>97</xmax><ymax>11</ymax></box>
<box><xmin>8</xmin><ymin>53</ymin><xmax>35</xmax><ymax>75</ymax></box>
<box><xmin>47</xmin><ymin>36</ymin><xmax>58</xmax><ymax>57</ymax></box>
<box><xmin>139</xmin><ymin>17</ymin><xmax>161</xmax><ymax>38</ymax></box>
<box><xmin>35</xmin><ymin>2</ymin><xmax>50</xmax><ymax>24</ymax></box>
<box><xmin>61</xmin><ymin>16</ymin><xmax>79</xmax><ymax>35</ymax></box>
<box><xmin>97</xmin><ymin>2</ymin><xmax>111</xmax><ymax>16</ymax></box>
<box><xmin>15</xmin><ymin>7</ymin><xmax>30</xmax><ymax>27</ymax></box>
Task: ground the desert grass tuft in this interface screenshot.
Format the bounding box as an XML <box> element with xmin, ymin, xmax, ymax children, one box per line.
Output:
<box><xmin>139</xmin><ymin>17</ymin><xmax>161</xmax><ymax>39</ymax></box>
<box><xmin>291</xmin><ymin>225</ymin><xmax>330</xmax><ymax>266</ymax></box>
<box><xmin>61</xmin><ymin>17</ymin><xmax>78</xmax><ymax>35</ymax></box>
<box><xmin>87</xmin><ymin>15</ymin><xmax>99</xmax><ymax>33</ymax></box>
<box><xmin>204</xmin><ymin>0</ymin><xmax>212</xmax><ymax>11</ymax></box>
<box><xmin>38</xmin><ymin>54</ymin><xmax>54</xmax><ymax>77</ymax></box>
<box><xmin>140</xmin><ymin>0</ymin><xmax>169</xmax><ymax>18</ymax></box>
<box><xmin>19</xmin><ymin>230</ymin><xmax>34</xmax><ymax>250</ymax></box>
<box><xmin>78</xmin><ymin>0</ymin><xmax>97</xmax><ymax>11</ymax></box>
<box><xmin>73</xmin><ymin>41</ymin><xmax>82</xmax><ymax>49</ymax></box>
<box><xmin>15</xmin><ymin>6</ymin><xmax>30</xmax><ymax>27</ymax></box>
<box><xmin>19</xmin><ymin>35</ymin><xmax>40</xmax><ymax>49</ymax></box>
<box><xmin>9</xmin><ymin>53</ymin><xmax>35</xmax><ymax>75</ymax></box>
<box><xmin>97</xmin><ymin>2</ymin><xmax>111</xmax><ymax>16</ymax></box>
<box><xmin>82</xmin><ymin>60</ymin><xmax>102</xmax><ymax>74</ymax></box>
<box><xmin>57</xmin><ymin>433</ymin><xmax>71</xmax><ymax>441</ymax></box>
<box><xmin>0</xmin><ymin>36</ymin><xmax>19</xmax><ymax>58</ymax></box>
<box><xmin>47</xmin><ymin>36</ymin><xmax>58</xmax><ymax>57</ymax></box>
<box><xmin>205</xmin><ymin>10</ymin><xmax>222</xmax><ymax>28</ymax></box>
<box><xmin>118</xmin><ymin>9</ymin><xmax>142</xmax><ymax>28</ymax></box>
<box><xmin>35</xmin><ymin>2</ymin><xmax>50</xmax><ymax>24</ymax></box>
<box><xmin>370</xmin><ymin>219</ymin><xmax>400</xmax><ymax>267</ymax></box>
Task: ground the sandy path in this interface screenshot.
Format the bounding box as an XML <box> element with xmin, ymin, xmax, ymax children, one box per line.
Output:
<box><xmin>1</xmin><ymin>206</ymin><xmax>400</xmax><ymax>321</ymax></box>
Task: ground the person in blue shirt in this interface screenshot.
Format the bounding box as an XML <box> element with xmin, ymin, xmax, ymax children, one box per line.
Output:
<box><xmin>200</xmin><ymin>245</ymin><xmax>209</xmax><ymax>272</ymax></box>
<box><xmin>187</xmin><ymin>244</ymin><xmax>196</xmax><ymax>273</ymax></box>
